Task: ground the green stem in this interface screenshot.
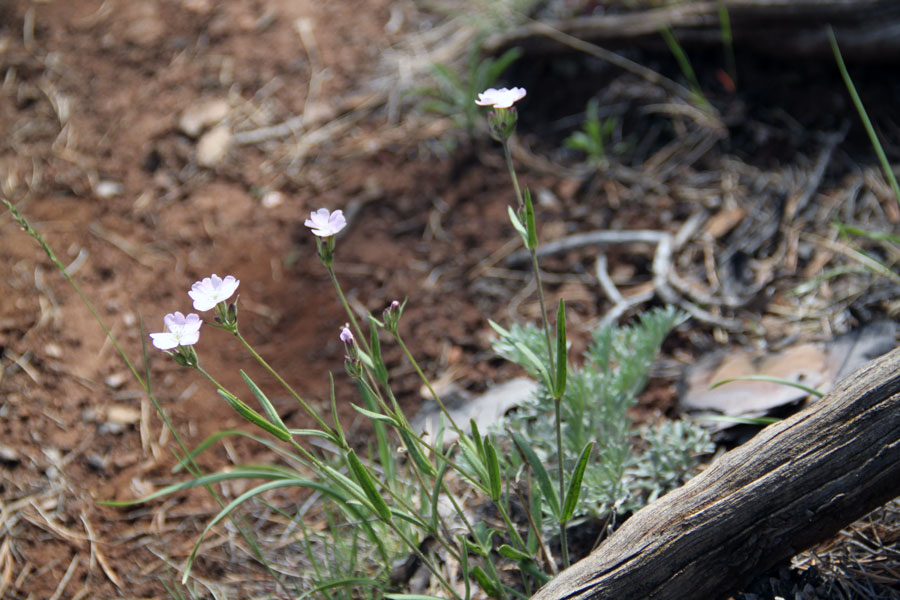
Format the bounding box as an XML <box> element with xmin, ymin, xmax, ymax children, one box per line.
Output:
<box><xmin>327</xmin><ymin>265</ymin><xmax>371</xmax><ymax>356</ymax></box>
<box><xmin>233</xmin><ymin>330</ymin><xmax>334</xmax><ymax>435</ymax></box>
<box><xmin>394</xmin><ymin>527</ymin><xmax>464</xmax><ymax>600</ymax></box>
<box><xmin>393</xmin><ymin>332</ymin><xmax>464</xmax><ymax>437</ymax></box>
<box><xmin>555</xmin><ymin>398</ymin><xmax>569</xmax><ymax>568</ymax></box>
<box><xmin>530</xmin><ymin>249</ymin><xmax>556</xmax><ymax>383</ymax></box>
<box><xmin>503</xmin><ymin>141</ymin><xmax>524</xmax><ymax>209</ymax></box>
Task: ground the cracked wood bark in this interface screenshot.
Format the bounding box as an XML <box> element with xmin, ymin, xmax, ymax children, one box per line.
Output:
<box><xmin>485</xmin><ymin>0</ymin><xmax>900</xmax><ymax>60</ymax></box>
<box><xmin>532</xmin><ymin>346</ymin><xmax>900</xmax><ymax>600</ymax></box>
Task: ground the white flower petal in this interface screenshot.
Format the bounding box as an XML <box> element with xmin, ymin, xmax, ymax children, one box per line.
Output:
<box><xmin>189</xmin><ymin>274</ymin><xmax>239</xmax><ymax>311</ymax></box>
<box><xmin>304</xmin><ymin>208</ymin><xmax>347</xmax><ymax>237</ymax></box>
<box><xmin>475</xmin><ymin>87</ymin><xmax>526</xmax><ymax>109</ymax></box>
<box><xmin>150</xmin><ymin>332</ymin><xmax>179</xmax><ymax>350</ymax></box>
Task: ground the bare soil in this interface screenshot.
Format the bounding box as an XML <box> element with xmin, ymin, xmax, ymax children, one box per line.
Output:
<box><xmin>2</xmin><ymin>1</ymin><xmax>898</xmax><ymax>599</ymax></box>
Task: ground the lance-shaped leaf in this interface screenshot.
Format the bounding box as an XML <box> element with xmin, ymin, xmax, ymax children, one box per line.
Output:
<box><xmin>554</xmin><ymin>300</ymin><xmax>568</xmax><ymax>399</ymax></box>
<box><xmin>484</xmin><ymin>437</ymin><xmax>502</xmax><ymax>502</ymax></box>
<box><xmin>511</xmin><ymin>430</ymin><xmax>560</xmax><ymax>518</ymax></box>
<box><xmin>561</xmin><ymin>441</ymin><xmax>594</xmax><ymax>522</ymax></box>
<box><xmin>524</xmin><ymin>187</ymin><xmax>537</xmax><ymax>250</ymax></box>
<box><xmin>346</xmin><ymin>449</ymin><xmax>392</xmax><ymax>522</ymax></box>
<box><xmin>217</xmin><ymin>389</ymin><xmax>291</xmax><ymax>441</ymax></box>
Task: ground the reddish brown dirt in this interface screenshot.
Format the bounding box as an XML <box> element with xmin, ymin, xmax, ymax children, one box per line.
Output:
<box><xmin>3</xmin><ymin>1</ymin><xmax>898</xmax><ymax>599</ymax></box>
<box><xmin>0</xmin><ymin>2</ymin><xmax>595</xmax><ymax>597</ymax></box>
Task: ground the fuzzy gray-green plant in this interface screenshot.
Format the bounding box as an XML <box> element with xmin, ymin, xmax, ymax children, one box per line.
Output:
<box><xmin>493</xmin><ymin>306</ymin><xmax>713</xmax><ymax>524</ymax></box>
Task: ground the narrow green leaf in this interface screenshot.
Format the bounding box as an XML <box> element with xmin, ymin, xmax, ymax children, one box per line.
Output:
<box><xmin>351</xmin><ymin>404</ymin><xmax>402</xmax><ymax>426</ymax></box>
<box><xmin>346</xmin><ymin>449</ymin><xmax>392</xmax><ymax>522</ymax></box>
<box><xmin>472</xmin><ymin>566</ymin><xmax>500</xmax><ymax>599</ymax></box>
<box><xmin>217</xmin><ymin>390</ymin><xmax>291</xmax><ymax>441</ymax></box>
<box><xmin>369</xmin><ymin>315</ymin><xmax>389</xmax><ymax>384</ymax></box>
<box><xmin>836</xmin><ymin>222</ymin><xmax>900</xmax><ymax>245</ymax></box>
<box><xmin>561</xmin><ymin>441</ymin><xmax>594</xmax><ymax>522</ymax></box>
<box><xmin>484</xmin><ymin>438</ymin><xmax>502</xmax><ymax>502</ymax></box>
<box><xmin>498</xmin><ymin>544</ymin><xmax>533</xmax><ymax>561</ymax></box>
<box><xmin>399</xmin><ymin>428</ymin><xmax>437</xmax><ymax>478</ymax></box>
<box><xmin>183</xmin><ymin>478</ymin><xmax>389</xmax><ymax>584</ymax></box>
<box><xmin>431</xmin><ymin>461</ymin><xmax>450</xmax><ymax>533</ymax></box>
<box><xmin>99</xmin><ymin>468</ymin><xmax>291</xmax><ymax>506</ymax></box>
<box><xmin>239</xmin><ymin>370</ymin><xmax>290</xmax><ymax>437</ymax></box>
<box><xmin>511</xmin><ymin>431</ymin><xmax>560</xmax><ymax>518</ymax></box>
<box><xmin>524</xmin><ymin>188</ymin><xmax>537</xmax><ymax>250</ymax></box>
<box><xmin>554</xmin><ymin>300</ymin><xmax>567</xmax><ymax>399</ymax></box>
<box><xmin>470</xmin><ymin>418</ymin><xmax>485</xmax><ymax>460</ymax></box>
<box><xmin>329</xmin><ymin>373</ymin><xmax>347</xmax><ymax>449</ymax></box>
<box><xmin>709</xmin><ymin>375</ymin><xmax>823</xmax><ymax>398</ymax></box>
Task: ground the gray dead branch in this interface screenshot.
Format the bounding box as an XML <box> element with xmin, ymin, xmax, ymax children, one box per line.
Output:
<box><xmin>532</xmin><ymin>346</ymin><xmax>900</xmax><ymax>600</ymax></box>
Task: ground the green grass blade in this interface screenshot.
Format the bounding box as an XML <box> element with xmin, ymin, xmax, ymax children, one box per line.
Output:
<box><xmin>709</xmin><ymin>374</ymin><xmax>823</xmax><ymax>398</ymax></box>
<box><xmin>828</xmin><ymin>26</ymin><xmax>900</xmax><ymax>206</ymax></box>
<box><xmin>100</xmin><ymin>468</ymin><xmax>292</xmax><ymax>506</ymax></box>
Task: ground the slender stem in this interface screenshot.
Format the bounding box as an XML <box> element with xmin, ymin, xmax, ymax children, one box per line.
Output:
<box><xmin>233</xmin><ymin>330</ymin><xmax>334</xmax><ymax>435</ymax></box>
<box><xmin>327</xmin><ymin>265</ymin><xmax>371</xmax><ymax>356</ymax></box>
<box><xmin>503</xmin><ymin>141</ymin><xmax>524</xmax><ymax>208</ymax></box>
<box><xmin>394</xmin><ymin>527</ymin><xmax>463</xmax><ymax>600</ymax></box>
<box><xmin>555</xmin><ymin>398</ymin><xmax>570</xmax><ymax>568</ymax></box>
<box><xmin>500</xmin><ymin>143</ymin><xmax>555</xmax><ymax>381</ymax></box>
<box><xmin>394</xmin><ymin>332</ymin><xmax>464</xmax><ymax>437</ymax></box>
<box><xmin>530</xmin><ymin>250</ymin><xmax>556</xmax><ymax>382</ymax></box>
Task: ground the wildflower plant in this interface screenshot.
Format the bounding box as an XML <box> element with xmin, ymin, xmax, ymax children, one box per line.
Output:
<box><xmin>3</xmin><ymin>84</ymin><xmax>713</xmax><ymax>599</ymax></box>
<box><xmin>414</xmin><ymin>42</ymin><xmax>523</xmax><ymax>140</ymax></box>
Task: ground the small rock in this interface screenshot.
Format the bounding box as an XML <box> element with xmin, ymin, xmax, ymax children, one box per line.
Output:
<box><xmin>106</xmin><ymin>405</ymin><xmax>141</xmax><ymax>426</ymax></box>
<box><xmin>104</xmin><ymin>372</ymin><xmax>128</xmax><ymax>389</ymax></box>
<box><xmin>179</xmin><ymin>99</ymin><xmax>230</xmax><ymax>138</ymax></box>
<box><xmin>261</xmin><ymin>190</ymin><xmax>284</xmax><ymax>208</ymax></box>
<box><xmin>44</xmin><ymin>342</ymin><xmax>63</xmax><ymax>358</ymax></box>
<box><xmin>196</xmin><ymin>125</ymin><xmax>232</xmax><ymax>167</ymax></box>
<box><xmin>0</xmin><ymin>445</ymin><xmax>20</xmax><ymax>466</ymax></box>
<box><xmin>95</xmin><ymin>180</ymin><xmax>123</xmax><ymax>198</ymax></box>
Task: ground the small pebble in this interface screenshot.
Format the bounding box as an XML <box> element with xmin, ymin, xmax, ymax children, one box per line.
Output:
<box><xmin>196</xmin><ymin>125</ymin><xmax>232</xmax><ymax>167</ymax></box>
<box><xmin>261</xmin><ymin>190</ymin><xmax>284</xmax><ymax>208</ymax></box>
<box><xmin>95</xmin><ymin>180</ymin><xmax>123</xmax><ymax>198</ymax></box>
<box><xmin>179</xmin><ymin>98</ymin><xmax>230</xmax><ymax>138</ymax></box>
<box><xmin>104</xmin><ymin>372</ymin><xmax>128</xmax><ymax>389</ymax></box>
<box><xmin>106</xmin><ymin>404</ymin><xmax>141</xmax><ymax>425</ymax></box>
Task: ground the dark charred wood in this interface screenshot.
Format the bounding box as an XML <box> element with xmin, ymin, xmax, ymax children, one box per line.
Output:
<box><xmin>485</xmin><ymin>1</ymin><xmax>900</xmax><ymax>61</ymax></box>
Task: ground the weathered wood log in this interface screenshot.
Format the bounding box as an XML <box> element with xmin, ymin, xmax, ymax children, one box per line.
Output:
<box><xmin>532</xmin><ymin>346</ymin><xmax>900</xmax><ymax>600</ymax></box>
<box><xmin>486</xmin><ymin>0</ymin><xmax>900</xmax><ymax>60</ymax></box>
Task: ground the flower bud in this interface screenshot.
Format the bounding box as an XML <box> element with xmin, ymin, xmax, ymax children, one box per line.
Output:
<box><xmin>487</xmin><ymin>107</ymin><xmax>518</xmax><ymax>142</ymax></box>
<box><xmin>382</xmin><ymin>299</ymin><xmax>404</xmax><ymax>334</ymax></box>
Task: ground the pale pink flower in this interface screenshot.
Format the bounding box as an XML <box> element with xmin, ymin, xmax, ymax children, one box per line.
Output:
<box><xmin>149</xmin><ymin>312</ymin><xmax>202</xmax><ymax>350</ymax></box>
<box><xmin>305</xmin><ymin>208</ymin><xmax>347</xmax><ymax>237</ymax></box>
<box><xmin>189</xmin><ymin>274</ymin><xmax>240</xmax><ymax>312</ymax></box>
<box><xmin>339</xmin><ymin>326</ymin><xmax>354</xmax><ymax>345</ymax></box>
<box><xmin>475</xmin><ymin>87</ymin><xmax>527</xmax><ymax>109</ymax></box>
